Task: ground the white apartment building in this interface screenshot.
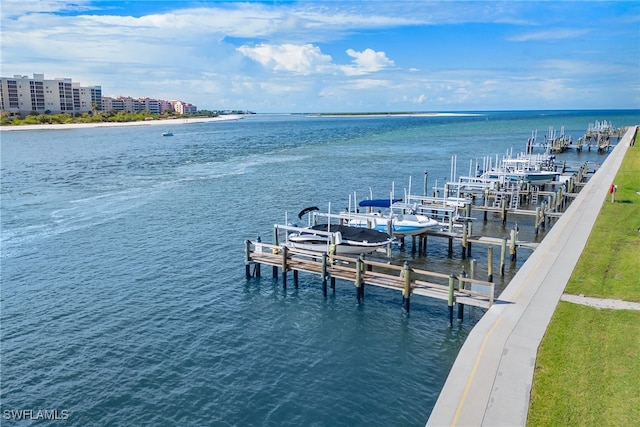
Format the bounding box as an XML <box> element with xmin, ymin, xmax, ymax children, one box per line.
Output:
<box><xmin>102</xmin><ymin>97</ymin><xmax>196</xmax><ymax>114</ymax></box>
<box><xmin>101</xmin><ymin>96</ymin><xmax>164</xmax><ymax>114</ymax></box>
<box><xmin>0</xmin><ymin>73</ymin><xmax>102</xmax><ymax>115</ymax></box>
<box><xmin>1</xmin><ymin>73</ymin><xmax>197</xmax><ymax>116</ymax></box>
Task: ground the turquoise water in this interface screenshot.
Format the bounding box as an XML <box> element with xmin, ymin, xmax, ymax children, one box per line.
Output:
<box><xmin>1</xmin><ymin>110</ymin><xmax>638</xmax><ymax>426</ymax></box>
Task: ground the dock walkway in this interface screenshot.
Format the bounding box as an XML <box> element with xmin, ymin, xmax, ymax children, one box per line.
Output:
<box><xmin>426</xmin><ymin>126</ymin><xmax>634</xmax><ymax>426</ymax></box>
<box><xmin>246</xmin><ymin>242</ymin><xmax>495</xmax><ymax>317</ymax></box>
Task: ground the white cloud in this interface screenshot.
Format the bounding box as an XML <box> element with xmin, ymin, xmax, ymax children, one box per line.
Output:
<box><xmin>342</xmin><ymin>48</ymin><xmax>395</xmax><ymax>76</ymax></box>
<box><xmin>349</xmin><ymin>78</ymin><xmax>393</xmax><ymax>90</ymax></box>
<box><xmin>237</xmin><ymin>43</ymin><xmax>395</xmax><ymax>77</ymax></box>
<box><xmin>0</xmin><ymin>0</ymin><xmax>93</xmax><ymax>17</ymax></box>
<box><xmin>400</xmin><ymin>94</ymin><xmax>427</xmax><ymax>104</ymax></box>
<box><xmin>236</xmin><ymin>43</ymin><xmax>333</xmax><ymax>74</ymax></box>
<box><xmin>508</xmin><ymin>28</ymin><xmax>591</xmax><ymax>42</ymax></box>
<box><xmin>1</xmin><ymin>1</ymin><xmax>636</xmax><ymax>112</ymax></box>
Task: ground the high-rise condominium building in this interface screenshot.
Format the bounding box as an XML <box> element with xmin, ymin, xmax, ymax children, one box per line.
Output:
<box><xmin>0</xmin><ymin>73</ymin><xmax>102</xmax><ymax>115</ymax></box>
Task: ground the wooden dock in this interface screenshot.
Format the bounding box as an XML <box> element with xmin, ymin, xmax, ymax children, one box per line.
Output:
<box><xmin>243</xmin><ymin>138</ymin><xmax>602</xmax><ymax>322</ymax></box>
<box><xmin>245</xmin><ymin>241</ymin><xmax>495</xmax><ymax>324</ymax></box>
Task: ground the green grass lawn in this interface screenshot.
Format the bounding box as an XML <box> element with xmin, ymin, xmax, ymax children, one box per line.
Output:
<box><xmin>528</xmin><ymin>132</ymin><xmax>640</xmax><ymax>426</ymax></box>
<box><xmin>565</xmin><ymin>139</ymin><xmax>640</xmax><ymax>301</ymax></box>
<box><xmin>529</xmin><ymin>303</ymin><xmax>640</xmax><ymax>425</ymax></box>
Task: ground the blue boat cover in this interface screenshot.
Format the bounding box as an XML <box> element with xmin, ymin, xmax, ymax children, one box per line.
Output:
<box><xmin>358</xmin><ymin>198</ymin><xmax>402</xmax><ymax>208</ymax></box>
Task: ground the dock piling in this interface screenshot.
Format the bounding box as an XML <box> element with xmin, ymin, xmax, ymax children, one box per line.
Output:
<box><xmin>501</xmin><ymin>198</ymin><xmax>508</xmax><ymax>224</ymax></box>
<box><xmin>245</xmin><ymin>241</ymin><xmax>495</xmax><ymax>321</ymax></box>
<box><xmin>448</xmin><ymin>274</ymin><xmax>455</xmax><ymax>327</ymax></box>
<box><xmin>461</xmin><ymin>222</ymin><xmax>468</xmax><ymax>259</ymax></box>
<box><xmin>487</xmin><ymin>247</ymin><xmax>494</xmax><ymax>282</ymax></box>
<box><xmin>245</xmin><ymin>240</ymin><xmax>252</xmax><ymax>279</ymax></box>
<box><xmin>500</xmin><ymin>237</ymin><xmax>507</xmax><ymax>276</ymax></box>
<box><xmin>321</xmin><ymin>253</ymin><xmax>328</xmax><ymax>296</ymax></box>
<box><xmin>457</xmin><ymin>270</ymin><xmax>466</xmax><ymax>321</ymax></box>
<box><xmin>402</xmin><ymin>262</ymin><xmax>412</xmax><ymax>313</ymax></box>
<box><xmin>281</xmin><ymin>246</ymin><xmax>289</xmax><ymax>288</ymax></box>
<box><xmin>355</xmin><ymin>255</ymin><xmax>364</xmax><ymax>303</ymax></box>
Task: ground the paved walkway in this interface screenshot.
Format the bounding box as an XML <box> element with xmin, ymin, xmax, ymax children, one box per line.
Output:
<box><xmin>427</xmin><ymin>127</ymin><xmax>635</xmax><ymax>427</ymax></box>
<box><xmin>560</xmin><ymin>293</ymin><xmax>640</xmax><ymax>310</ymax></box>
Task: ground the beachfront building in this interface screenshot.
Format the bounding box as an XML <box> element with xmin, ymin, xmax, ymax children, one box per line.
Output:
<box><xmin>158</xmin><ymin>100</ymin><xmax>174</xmax><ymax>113</ymax></box>
<box><xmin>101</xmin><ymin>97</ymin><xmax>196</xmax><ymax>114</ymax></box>
<box><xmin>0</xmin><ymin>73</ymin><xmax>101</xmax><ymax>115</ymax></box>
<box><xmin>102</xmin><ymin>96</ymin><xmax>141</xmax><ymax>113</ymax></box>
<box><xmin>171</xmin><ymin>100</ymin><xmax>197</xmax><ymax>114</ymax></box>
<box><xmin>1</xmin><ymin>73</ymin><xmax>197</xmax><ymax>116</ymax></box>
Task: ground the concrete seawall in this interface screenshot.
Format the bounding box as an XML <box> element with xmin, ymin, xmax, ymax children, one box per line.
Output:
<box><xmin>427</xmin><ymin>126</ymin><xmax>635</xmax><ymax>426</ymax></box>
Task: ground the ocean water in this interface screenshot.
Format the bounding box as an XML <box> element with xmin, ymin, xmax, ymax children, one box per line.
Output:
<box><xmin>1</xmin><ymin>110</ymin><xmax>638</xmax><ymax>426</ymax></box>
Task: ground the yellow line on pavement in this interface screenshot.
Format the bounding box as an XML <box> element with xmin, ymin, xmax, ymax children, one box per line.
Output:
<box><xmin>451</xmin><ymin>315</ymin><xmax>502</xmax><ymax>426</ymax></box>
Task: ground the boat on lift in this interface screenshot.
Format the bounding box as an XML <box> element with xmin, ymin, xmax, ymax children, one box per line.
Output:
<box><xmin>280</xmin><ymin>206</ymin><xmax>394</xmax><ymax>255</ymax></box>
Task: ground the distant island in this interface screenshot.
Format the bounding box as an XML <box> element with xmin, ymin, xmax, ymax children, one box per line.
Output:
<box><xmin>305</xmin><ymin>112</ymin><xmax>478</xmax><ymax>117</ymax></box>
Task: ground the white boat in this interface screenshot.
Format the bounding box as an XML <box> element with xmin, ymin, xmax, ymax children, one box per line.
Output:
<box><xmin>162</xmin><ymin>131</ymin><xmax>173</xmax><ymax>136</ymax></box>
<box><xmin>279</xmin><ymin>206</ymin><xmax>393</xmax><ymax>255</ymax></box>
<box><xmin>285</xmin><ymin>223</ymin><xmax>394</xmax><ymax>255</ymax></box>
<box><xmin>345</xmin><ymin>199</ymin><xmax>440</xmax><ymax>237</ymax></box>
<box><xmin>482</xmin><ymin>170</ymin><xmax>560</xmax><ymax>185</ymax></box>
<box><xmin>482</xmin><ymin>158</ymin><xmax>559</xmax><ymax>185</ymax></box>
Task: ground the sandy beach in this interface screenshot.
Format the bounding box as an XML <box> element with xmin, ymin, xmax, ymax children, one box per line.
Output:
<box><xmin>0</xmin><ymin>115</ymin><xmax>244</xmax><ymax>132</ymax></box>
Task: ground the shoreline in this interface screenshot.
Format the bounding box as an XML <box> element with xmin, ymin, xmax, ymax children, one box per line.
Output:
<box><xmin>0</xmin><ymin>115</ymin><xmax>244</xmax><ymax>132</ymax></box>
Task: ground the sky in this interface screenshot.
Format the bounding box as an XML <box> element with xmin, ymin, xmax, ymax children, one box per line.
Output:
<box><xmin>1</xmin><ymin>0</ymin><xmax>639</xmax><ymax>113</ymax></box>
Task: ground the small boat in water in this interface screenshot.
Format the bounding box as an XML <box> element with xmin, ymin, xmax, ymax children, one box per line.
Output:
<box><xmin>162</xmin><ymin>131</ymin><xmax>173</xmax><ymax>136</ymax></box>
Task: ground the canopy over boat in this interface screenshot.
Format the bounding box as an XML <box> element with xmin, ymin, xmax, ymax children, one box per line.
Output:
<box><xmin>358</xmin><ymin>198</ymin><xmax>402</xmax><ymax>208</ymax></box>
<box><xmin>285</xmin><ymin>223</ymin><xmax>394</xmax><ymax>255</ymax></box>
<box><xmin>304</xmin><ymin>224</ymin><xmax>392</xmax><ymax>244</ymax></box>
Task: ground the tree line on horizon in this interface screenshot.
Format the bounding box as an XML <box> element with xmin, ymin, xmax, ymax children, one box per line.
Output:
<box><xmin>0</xmin><ymin>109</ymin><xmax>251</xmax><ymax>126</ymax></box>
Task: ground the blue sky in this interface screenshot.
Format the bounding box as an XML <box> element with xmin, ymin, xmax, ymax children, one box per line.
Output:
<box><xmin>1</xmin><ymin>0</ymin><xmax>639</xmax><ymax>113</ymax></box>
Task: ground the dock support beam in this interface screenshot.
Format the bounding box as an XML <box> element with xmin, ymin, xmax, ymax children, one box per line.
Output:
<box><xmin>402</xmin><ymin>262</ymin><xmax>412</xmax><ymax>314</ymax></box>
<box><xmin>501</xmin><ymin>198</ymin><xmax>508</xmax><ymax>225</ymax></box>
<box><xmin>321</xmin><ymin>253</ymin><xmax>328</xmax><ymax>297</ymax></box>
<box><xmin>487</xmin><ymin>246</ymin><xmax>494</xmax><ymax>282</ymax></box>
<box><xmin>355</xmin><ymin>255</ymin><xmax>364</xmax><ymax>303</ymax></box>
<box><xmin>281</xmin><ymin>246</ymin><xmax>288</xmax><ymax>289</ymax></box>
<box><xmin>461</xmin><ymin>222</ymin><xmax>468</xmax><ymax>259</ymax></box>
<box><xmin>457</xmin><ymin>271</ymin><xmax>466</xmax><ymax>321</ymax></box>
<box><xmin>448</xmin><ymin>274</ymin><xmax>455</xmax><ymax>327</ymax></box>
<box><xmin>245</xmin><ymin>240</ymin><xmax>252</xmax><ymax>279</ymax></box>
<box><xmin>500</xmin><ymin>237</ymin><xmax>507</xmax><ymax>276</ymax></box>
